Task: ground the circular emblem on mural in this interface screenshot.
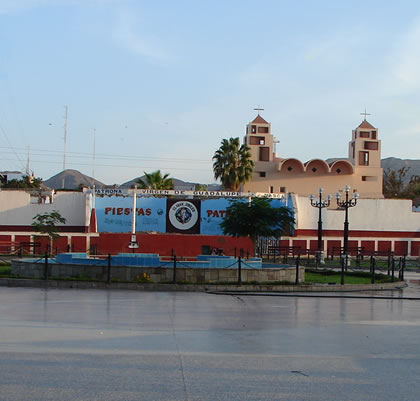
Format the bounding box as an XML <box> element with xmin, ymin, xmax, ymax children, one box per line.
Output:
<box><xmin>169</xmin><ymin>201</ymin><xmax>198</xmax><ymax>230</ymax></box>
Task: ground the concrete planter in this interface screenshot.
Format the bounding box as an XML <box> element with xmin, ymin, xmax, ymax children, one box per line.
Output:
<box><xmin>11</xmin><ymin>259</ymin><xmax>304</xmax><ymax>284</ymax></box>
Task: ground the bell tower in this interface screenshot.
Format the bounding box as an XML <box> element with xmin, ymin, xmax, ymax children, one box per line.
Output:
<box><xmin>244</xmin><ymin>113</ymin><xmax>274</xmax><ymax>163</ymax></box>
<box><xmin>348</xmin><ymin>118</ymin><xmax>381</xmax><ymax>168</ymax></box>
<box><xmin>347</xmin><ymin>113</ymin><xmax>383</xmax><ymax>197</ymax></box>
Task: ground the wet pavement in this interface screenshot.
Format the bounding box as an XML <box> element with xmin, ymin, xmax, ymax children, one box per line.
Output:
<box><xmin>0</xmin><ymin>276</ymin><xmax>420</xmax><ymax>400</ymax></box>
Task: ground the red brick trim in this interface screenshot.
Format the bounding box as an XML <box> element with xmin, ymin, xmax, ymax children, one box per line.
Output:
<box><xmin>295</xmin><ymin>229</ymin><xmax>420</xmax><ymax>238</ymax></box>
<box><xmin>0</xmin><ymin>225</ymin><xmax>88</xmax><ymax>233</ymax></box>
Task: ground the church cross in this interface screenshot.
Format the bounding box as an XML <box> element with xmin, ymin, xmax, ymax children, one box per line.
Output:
<box><xmin>254</xmin><ymin>106</ymin><xmax>264</xmax><ymax>115</ymax></box>
<box><xmin>360</xmin><ymin>109</ymin><xmax>371</xmax><ymax>120</ymax></box>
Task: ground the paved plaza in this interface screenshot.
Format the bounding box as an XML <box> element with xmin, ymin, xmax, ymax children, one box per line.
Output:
<box><xmin>1</xmin><ymin>278</ymin><xmax>420</xmax><ymax>401</ymax></box>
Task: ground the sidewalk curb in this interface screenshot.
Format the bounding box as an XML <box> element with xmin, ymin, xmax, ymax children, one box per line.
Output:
<box><xmin>0</xmin><ymin>277</ymin><xmax>407</xmax><ymax>293</ymax></box>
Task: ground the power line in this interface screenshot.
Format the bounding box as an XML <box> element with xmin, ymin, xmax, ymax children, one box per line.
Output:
<box><xmin>0</xmin><ymin>124</ymin><xmax>25</xmax><ymax>171</ymax></box>
<box><xmin>62</xmin><ymin>105</ymin><xmax>68</xmax><ymax>175</ymax></box>
<box><xmin>0</xmin><ymin>146</ymin><xmax>212</xmax><ymax>164</ymax></box>
<box><xmin>0</xmin><ymin>74</ymin><xmax>27</xmax><ymax>171</ymax></box>
<box><xmin>0</xmin><ymin>156</ymin><xmax>211</xmax><ymax>172</ymax></box>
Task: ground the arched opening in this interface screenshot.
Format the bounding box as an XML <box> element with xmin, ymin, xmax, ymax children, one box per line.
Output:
<box><xmin>304</xmin><ymin>159</ymin><xmax>330</xmax><ymax>174</ymax></box>
<box><xmin>330</xmin><ymin>160</ymin><xmax>353</xmax><ymax>175</ymax></box>
<box><xmin>279</xmin><ymin>158</ymin><xmax>305</xmax><ymax>173</ymax></box>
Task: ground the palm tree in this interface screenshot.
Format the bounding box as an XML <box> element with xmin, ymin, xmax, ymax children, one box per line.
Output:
<box><xmin>136</xmin><ymin>170</ymin><xmax>174</xmax><ymax>190</ymax></box>
<box><xmin>212</xmin><ymin>137</ymin><xmax>254</xmax><ymax>191</ymax></box>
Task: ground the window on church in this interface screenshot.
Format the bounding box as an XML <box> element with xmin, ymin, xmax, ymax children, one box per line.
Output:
<box><xmin>280</xmin><ymin>186</ymin><xmax>286</xmax><ymax>193</ymax></box>
<box><xmin>258</xmin><ymin>126</ymin><xmax>269</xmax><ymax>133</ymax></box>
<box><xmin>359</xmin><ymin>151</ymin><xmax>369</xmax><ymax>166</ymax></box>
<box><xmin>312</xmin><ymin>167</ymin><xmax>317</xmax><ymax>172</ymax></box>
<box><xmin>259</xmin><ymin>147</ymin><xmax>269</xmax><ymax>161</ymax></box>
<box><xmin>371</xmin><ymin>131</ymin><xmax>377</xmax><ymax>139</ymax></box>
<box><xmin>250</xmin><ymin>136</ymin><xmax>265</xmax><ymax>145</ymax></box>
<box><xmin>251</xmin><ymin>125</ymin><xmax>256</xmax><ymax>133</ymax></box>
<box><xmin>359</xmin><ymin>131</ymin><xmax>370</xmax><ymax>138</ymax></box>
<box><xmin>364</xmin><ymin>141</ymin><xmax>378</xmax><ymax>150</ymax></box>
<box><xmin>362</xmin><ymin>176</ymin><xmax>377</xmax><ymax>182</ymax></box>
<box><xmin>259</xmin><ymin>172</ymin><xmax>266</xmax><ymax>177</ymax></box>
<box><xmin>270</xmin><ymin>186</ymin><xmax>274</xmax><ymax>193</ymax></box>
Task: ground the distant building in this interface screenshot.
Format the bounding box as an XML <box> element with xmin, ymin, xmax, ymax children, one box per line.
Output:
<box><xmin>242</xmin><ymin>114</ymin><xmax>383</xmax><ymax>198</ymax></box>
<box><xmin>0</xmin><ymin>171</ymin><xmax>26</xmax><ymax>183</ymax></box>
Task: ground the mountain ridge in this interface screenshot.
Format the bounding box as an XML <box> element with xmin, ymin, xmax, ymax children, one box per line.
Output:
<box><xmin>44</xmin><ymin>170</ymin><xmax>221</xmax><ymax>190</ymax></box>
<box><xmin>381</xmin><ymin>157</ymin><xmax>420</xmax><ymax>183</ymax></box>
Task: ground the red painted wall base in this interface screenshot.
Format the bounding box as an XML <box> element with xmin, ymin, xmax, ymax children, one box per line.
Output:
<box><xmin>92</xmin><ymin>233</ymin><xmax>254</xmax><ymax>257</ymax></box>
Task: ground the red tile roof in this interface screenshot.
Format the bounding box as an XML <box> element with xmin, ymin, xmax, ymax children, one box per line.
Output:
<box><xmin>358</xmin><ymin>120</ymin><xmax>375</xmax><ymax>129</ymax></box>
<box><xmin>251</xmin><ymin>115</ymin><xmax>269</xmax><ymax>124</ymax></box>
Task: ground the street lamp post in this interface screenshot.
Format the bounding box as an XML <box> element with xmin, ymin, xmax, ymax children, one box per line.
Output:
<box><xmin>336</xmin><ymin>185</ymin><xmax>359</xmax><ymax>284</ymax></box>
<box><xmin>309</xmin><ymin>188</ymin><xmax>331</xmax><ymax>266</ymax></box>
<box><xmin>128</xmin><ymin>185</ymin><xmax>139</xmax><ymax>251</ymax></box>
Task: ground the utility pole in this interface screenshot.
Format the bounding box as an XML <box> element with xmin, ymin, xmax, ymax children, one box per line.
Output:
<box><xmin>25</xmin><ymin>146</ymin><xmax>30</xmax><ymax>176</ymax></box>
<box><xmin>62</xmin><ymin>105</ymin><xmax>68</xmax><ymax>189</ymax></box>
<box><xmin>92</xmin><ymin>128</ymin><xmax>96</xmax><ymax>185</ymax></box>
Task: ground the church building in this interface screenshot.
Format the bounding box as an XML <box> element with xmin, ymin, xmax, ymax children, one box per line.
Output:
<box><xmin>242</xmin><ymin>113</ymin><xmax>383</xmax><ymax>198</ymax></box>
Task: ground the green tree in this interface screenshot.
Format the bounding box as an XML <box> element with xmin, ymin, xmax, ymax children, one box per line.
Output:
<box><xmin>136</xmin><ymin>170</ymin><xmax>173</xmax><ymax>190</ymax></box>
<box><xmin>406</xmin><ymin>175</ymin><xmax>420</xmax><ymax>207</ymax></box>
<box><xmin>194</xmin><ymin>184</ymin><xmax>208</xmax><ymax>191</ymax></box>
<box><xmin>383</xmin><ymin>167</ymin><xmax>420</xmax><ymax>207</ymax></box>
<box><xmin>220</xmin><ymin>198</ymin><xmax>294</xmax><ymax>246</ymax></box>
<box><xmin>32</xmin><ymin>210</ymin><xmax>67</xmax><ymax>248</ymax></box>
<box><xmin>383</xmin><ymin>167</ymin><xmax>409</xmax><ymax>198</ymax></box>
<box><xmin>213</xmin><ymin>137</ymin><xmax>254</xmax><ymax>191</ymax></box>
<box><xmin>2</xmin><ymin>175</ymin><xmax>43</xmax><ymax>189</ymax></box>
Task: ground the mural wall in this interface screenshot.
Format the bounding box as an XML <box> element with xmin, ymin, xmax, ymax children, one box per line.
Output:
<box><xmin>95</xmin><ymin>196</ymin><xmax>289</xmax><ymax>234</ymax></box>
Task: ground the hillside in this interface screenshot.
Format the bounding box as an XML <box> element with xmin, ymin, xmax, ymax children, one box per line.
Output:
<box><xmin>121</xmin><ymin>177</ymin><xmax>216</xmax><ymax>190</ymax></box>
<box><xmin>43</xmin><ymin>170</ymin><xmax>222</xmax><ymax>191</ymax></box>
<box><xmin>381</xmin><ymin>158</ymin><xmax>420</xmax><ymax>183</ymax></box>
<box><xmin>120</xmin><ymin>176</ymin><xmax>196</xmax><ymax>191</ymax></box>
<box><xmin>44</xmin><ymin>169</ymin><xmax>105</xmax><ymax>190</ymax></box>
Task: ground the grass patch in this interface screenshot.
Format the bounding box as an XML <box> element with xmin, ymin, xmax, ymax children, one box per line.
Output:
<box><xmin>0</xmin><ymin>265</ymin><xmax>11</xmax><ymax>275</ymax></box>
<box><xmin>305</xmin><ymin>270</ymin><xmax>393</xmax><ymax>284</ymax></box>
<box><xmin>160</xmin><ymin>279</ymin><xmax>296</xmax><ymax>285</ymax></box>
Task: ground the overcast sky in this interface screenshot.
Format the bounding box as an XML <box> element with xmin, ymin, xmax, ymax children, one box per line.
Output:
<box><xmin>1</xmin><ymin>0</ymin><xmax>419</xmax><ymax>185</ymax></box>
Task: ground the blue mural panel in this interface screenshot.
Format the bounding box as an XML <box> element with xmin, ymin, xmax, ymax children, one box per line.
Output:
<box><xmin>96</xmin><ymin>197</ymin><xmax>166</xmax><ymax>233</ymax></box>
<box><xmin>95</xmin><ymin>196</ymin><xmax>291</xmax><ymax>234</ymax></box>
<box><xmin>200</xmin><ymin>198</ymin><xmax>233</xmax><ymax>235</ymax></box>
<box><xmin>201</xmin><ymin>197</ymin><xmax>289</xmax><ymax>235</ymax></box>
<box><xmin>268</xmin><ymin>198</ymin><xmax>288</xmax><ymax>209</ymax></box>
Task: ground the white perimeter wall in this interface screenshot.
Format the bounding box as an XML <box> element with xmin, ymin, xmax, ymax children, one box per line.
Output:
<box><xmin>0</xmin><ymin>190</ymin><xmax>89</xmax><ymax>227</ymax></box>
<box><xmin>294</xmin><ymin>195</ymin><xmax>420</xmax><ymax>232</ymax></box>
<box><xmin>1</xmin><ymin>190</ymin><xmax>417</xmax><ymax>233</ymax></box>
